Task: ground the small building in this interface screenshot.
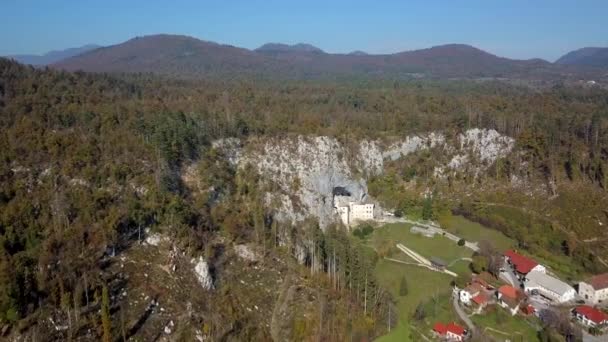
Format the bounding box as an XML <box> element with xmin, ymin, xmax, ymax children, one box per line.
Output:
<box><xmin>573</xmin><ymin>305</ymin><xmax>608</xmax><ymax>327</ymax></box>
<box><xmin>430</xmin><ymin>257</ymin><xmax>447</xmax><ymax>271</ymax></box>
<box><xmin>578</xmin><ymin>273</ymin><xmax>608</xmax><ymax>304</ymax></box>
<box><xmin>524</xmin><ymin>270</ymin><xmax>576</xmax><ymax>303</ymax></box>
<box><xmin>433</xmin><ymin>322</ymin><xmax>466</xmax><ymax>341</ymax></box>
<box><xmin>504</xmin><ymin>250</ymin><xmax>546</xmax><ymax>278</ymax></box>
<box><xmin>497</xmin><ymin>285</ymin><xmax>524</xmax><ymax>316</ymax></box>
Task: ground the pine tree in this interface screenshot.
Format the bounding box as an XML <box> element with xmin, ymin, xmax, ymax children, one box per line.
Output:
<box><xmin>101</xmin><ymin>285</ymin><xmax>111</xmax><ymax>342</ymax></box>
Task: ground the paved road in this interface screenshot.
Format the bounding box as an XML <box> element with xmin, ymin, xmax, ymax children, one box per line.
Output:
<box><xmin>452</xmin><ymin>295</ymin><xmax>476</xmax><ymax>332</ymax></box>
<box><xmin>499</xmin><ymin>261</ymin><xmax>520</xmax><ymax>287</ymax></box>
<box><xmin>583</xmin><ymin>330</ymin><xmax>607</xmax><ymax>342</ymax></box>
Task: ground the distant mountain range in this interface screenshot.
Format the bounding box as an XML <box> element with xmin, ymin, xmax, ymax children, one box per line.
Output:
<box><xmin>556</xmin><ymin>47</ymin><xmax>608</xmax><ymax>68</ymax></box>
<box><xmin>6</xmin><ymin>44</ymin><xmax>101</xmax><ymax>66</ymax></box>
<box><xmin>39</xmin><ymin>35</ymin><xmax>608</xmax><ymax>81</ymax></box>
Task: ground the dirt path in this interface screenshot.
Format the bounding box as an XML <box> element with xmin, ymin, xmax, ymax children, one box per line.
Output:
<box><xmin>448</xmin><ymin>257</ymin><xmax>473</xmax><ymax>267</ymax></box>
<box><xmin>394</xmin><ymin>244</ymin><xmax>459</xmax><ymax>277</ymax></box>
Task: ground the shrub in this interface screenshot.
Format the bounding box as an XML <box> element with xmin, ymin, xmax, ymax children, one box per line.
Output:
<box><xmin>399</xmin><ymin>276</ymin><xmax>409</xmax><ymax>296</ymax></box>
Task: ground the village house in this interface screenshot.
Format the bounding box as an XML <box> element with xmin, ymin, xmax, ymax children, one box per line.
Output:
<box><xmin>578</xmin><ymin>273</ymin><xmax>608</xmax><ymax>304</ymax></box>
<box><xmin>433</xmin><ymin>322</ymin><xmax>467</xmax><ymax>341</ymax></box>
<box><xmin>497</xmin><ymin>285</ymin><xmax>525</xmax><ymax>316</ymax></box>
<box><xmin>459</xmin><ymin>282</ymin><xmax>484</xmax><ymax>305</ymax></box>
<box><xmin>573</xmin><ymin>305</ymin><xmax>608</xmax><ymax>328</ymax></box>
<box><xmin>523</xmin><ymin>270</ymin><xmax>576</xmax><ymax>303</ymax></box>
<box><xmin>471</xmin><ymin>293</ymin><xmax>490</xmax><ymax>313</ymax></box>
<box><xmin>504</xmin><ymin>250</ymin><xmax>546</xmax><ymax>279</ymax></box>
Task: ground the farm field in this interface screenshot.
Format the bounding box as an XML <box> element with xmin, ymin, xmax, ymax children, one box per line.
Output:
<box><xmin>372</xmin><ymin>217</ymin><xmax>523</xmax><ymax>341</ymax></box>
<box><xmin>372</xmin><ymin>223</ymin><xmax>473</xmax><ymax>267</ymax></box>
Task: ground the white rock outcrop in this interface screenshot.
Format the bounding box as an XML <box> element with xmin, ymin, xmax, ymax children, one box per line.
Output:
<box><xmin>234</xmin><ymin>244</ymin><xmax>259</xmax><ymax>262</ymax></box>
<box><xmin>144</xmin><ymin>232</ymin><xmax>167</xmax><ymax>246</ymax></box>
<box><xmin>459</xmin><ymin>128</ymin><xmax>514</xmax><ymax>163</ymax></box>
<box><xmin>193</xmin><ymin>257</ymin><xmax>214</xmax><ymax>290</ymax></box>
<box><xmin>211</xmin><ymin>128</ymin><xmax>514</xmax><ymax>229</ymax></box>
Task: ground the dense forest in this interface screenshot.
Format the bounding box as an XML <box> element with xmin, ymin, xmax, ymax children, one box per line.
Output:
<box><xmin>1</xmin><ymin>58</ymin><xmax>607</xmax><ymax>340</ymax></box>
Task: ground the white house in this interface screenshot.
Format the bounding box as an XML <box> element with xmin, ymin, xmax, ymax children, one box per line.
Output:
<box><xmin>524</xmin><ymin>271</ymin><xmax>576</xmax><ymax>303</ymax></box>
<box><xmin>573</xmin><ymin>305</ymin><xmax>608</xmax><ymax>327</ymax></box>
<box><xmin>578</xmin><ymin>273</ymin><xmax>608</xmax><ymax>304</ymax></box>
<box><xmin>459</xmin><ymin>283</ymin><xmax>483</xmax><ymax>305</ymax></box>
<box><xmin>504</xmin><ymin>250</ymin><xmax>546</xmax><ymax>278</ymax></box>
<box><xmin>433</xmin><ymin>322</ymin><xmax>466</xmax><ymax>341</ymax></box>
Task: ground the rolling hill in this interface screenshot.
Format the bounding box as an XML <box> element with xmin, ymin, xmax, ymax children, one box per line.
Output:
<box><xmin>6</xmin><ymin>44</ymin><xmax>101</xmax><ymax>66</ymax></box>
<box><xmin>52</xmin><ymin>34</ymin><xmax>602</xmax><ymax>81</ymax></box>
<box><xmin>255</xmin><ymin>43</ymin><xmax>325</xmax><ymax>54</ymax></box>
<box><xmin>556</xmin><ymin>47</ymin><xmax>608</xmax><ymax>68</ymax></box>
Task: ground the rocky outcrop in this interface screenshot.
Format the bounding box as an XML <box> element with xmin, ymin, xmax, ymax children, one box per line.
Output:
<box><xmin>234</xmin><ymin>244</ymin><xmax>260</xmax><ymax>262</ymax></box>
<box><xmin>240</xmin><ymin>136</ymin><xmax>373</xmax><ymax>228</ymax></box>
<box><xmin>212</xmin><ymin>128</ymin><xmax>514</xmax><ymax>229</ymax></box>
<box><xmin>193</xmin><ymin>257</ymin><xmax>214</xmax><ymax>290</ymax></box>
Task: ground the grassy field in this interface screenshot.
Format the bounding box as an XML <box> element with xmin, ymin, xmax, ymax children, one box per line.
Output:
<box><xmin>472</xmin><ymin>307</ymin><xmax>541</xmax><ymax>342</ymax></box>
<box><xmin>372</xmin><ymin>218</ymin><xmax>521</xmax><ymax>341</ymax></box>
<box><xmin>371</xmin><ymin>222</ymin><xmax>473</xmax><ymax>273</ymax></box>
<box><xmin>374</xmin><ymin>259</ymin><xmax>454</xmax><ymax>341</ymax></box>
<box><xmin>441</xmin><ymin>215</ymin><xmax>516</xmax><ymax>251</ymax></box>
<box><xmin>375</xmin><ymin>321</ymin><xmax>412</xmax><ymax>342</ymax></box>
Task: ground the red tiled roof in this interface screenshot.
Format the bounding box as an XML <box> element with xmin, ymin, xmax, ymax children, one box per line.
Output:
<box><xmin>447</xmin><ymin>322</ymin><xmax>465</xmax><ymax>336</ymax></box>
<box><xmin>504</xmin><ymin>250</ymin><xmax>539</xmax><ymax>274</ymax></box>
<box><xmin>522</xmin><ymin>304</ymin><xmax>536</xmax><ymax>315</ymax></box>
<box><xmin>433</xmin><ymin>322</ymin><xmax>447</xmax><ymax>335</ymax></box>
<box><xmin>587</xmin><ymin>273</ymin><xmax>608</xmax><ymax>291</ymax></box>
<box><xmin>465</xmin><ymin>283</ymin><xmax>484</xmax><ymax>295</ymax></box>
<box><xmin>575</xmin><ymin>305</ymin><xmax>608</xmax><ymax>325</ymax></box>
<box><xmin>498</xmin><ymin>285</ymin><xmax>519</xmax><ymax>300</ymax></box>
<box><xmin>473</xmin><ymin>276</ymin><xmax>490</xmax><ymax>288</ymax></box>
<box><xmin>472</xmin><ymin>293</ymin><xmax>488</xmax><ymax>305</ymax></box>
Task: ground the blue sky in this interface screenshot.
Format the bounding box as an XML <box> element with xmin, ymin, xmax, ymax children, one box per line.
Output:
<box><xmin>1</xmin><ymin>0</ymin><xmax>607</xmax><ymax>61</ymax></box>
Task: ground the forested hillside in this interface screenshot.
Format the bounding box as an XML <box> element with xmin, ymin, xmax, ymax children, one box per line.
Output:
<box><xmin>1</xmin><ymin>57</ymin><xmax>607</xmax><ymax>340</ymax></box>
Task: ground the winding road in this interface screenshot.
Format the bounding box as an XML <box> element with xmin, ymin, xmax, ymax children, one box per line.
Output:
<box><xmin>452</xmin><ymin>295</ymin><xmax>476</xmax><ymax>333</ymax></box>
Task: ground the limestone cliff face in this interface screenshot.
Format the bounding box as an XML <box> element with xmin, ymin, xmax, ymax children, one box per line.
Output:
<box><xmin>212</xmin><ymin>128</ymin><xmax>514</xmax><ymax>229</ymax></box>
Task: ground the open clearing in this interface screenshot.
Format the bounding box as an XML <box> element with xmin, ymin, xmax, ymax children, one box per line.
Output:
<box><xmin>440</xmin><ymin>215</ymin><xmax>516</xmax><ymax>251</ymax></box>
<box><xmin>373</xmin><ymin>216</ymin><xmax>522</xmax><ymax>341</ymax></box>
<box><xmin>371</xmin><ymin>222</ymin><xmax>473</xmax><ymax>276</ymax></box>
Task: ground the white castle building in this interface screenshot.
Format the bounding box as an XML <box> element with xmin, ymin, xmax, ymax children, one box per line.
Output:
<box><xmin>333</xmin><ymin>187</ymin><xmax>375</xmax><ymax>226</ymax></box>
